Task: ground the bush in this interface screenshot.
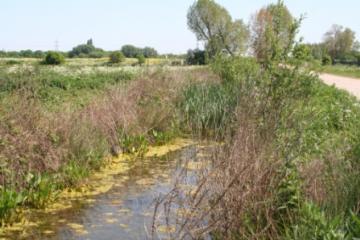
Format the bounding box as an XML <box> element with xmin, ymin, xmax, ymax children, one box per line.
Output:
<box><xmin>293</xmin><ymin>44</ymin><xmax>312</xmax><ymax>61</ymax></box>
<box><xmin>137</xmin><ymin>54</ymin><xmax>146</xmax><ymax>65</ymax></box>
<box><xmin>5</xmin><ymin>60</ymin><xmax>20</xmax><ymax>65</ymax></box>
<box><xmin>44</xmin><ymin>51</ymin><xmax>65</xmax><ymax>65</ymax></box>
<box><xmin>322</xmin><ymin>55</ymin><xmax>332</xmax><ymax>65</ymax></box>
<box><xmin>109</xmin><ymin>51</ymin><xmax>125</xmax><ymax>64</ymax></box>
<box><xmin>186</xmin><ymin>49</ymin><xmax>207</xmax><ymax>65</ymax></box>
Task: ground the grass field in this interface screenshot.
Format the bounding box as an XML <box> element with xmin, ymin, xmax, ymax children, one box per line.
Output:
<box><xmin>322</xmin><ymin>64</ymin><xmax>360</xmax><ymax>79</ymax></box>
<box><xmin>0</xmin><ymin>57</ymin><xmax>182</xmax><ymax>67</ymax></box>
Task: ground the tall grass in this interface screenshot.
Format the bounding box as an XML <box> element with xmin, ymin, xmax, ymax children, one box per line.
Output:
<box><xmin>322</xmin><ymin>64</ymin><xmax>360</xmax><ymax>79</ymax></box>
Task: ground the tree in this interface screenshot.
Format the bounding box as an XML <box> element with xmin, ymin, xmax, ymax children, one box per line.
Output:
<box><xmin>44</xmin><ymin>51</ymin><xmax>65</xmax><ymax>65</ymax></box>
<box><xmin>137</xmin><ymin>54</ymin><xmax>146</xmax><ymax>65</ymax></box>
<box><xmin>19</xmin><ymin>50</ymin><xmax>33</xmax><ymax>58</ymax></box>
<box><xmin>307</xmin><ymin>43</ymin><xmax>327</xmax><ymax>61</ymax></box>
<box><xmin>292</xmin><ymin>43</ymin><xmax>311</xmax><ymax>61</ymax></box>
<box><xmin>186</xmin><ymin>49</ymin><xmax>207</xmax><ymax>65</ymax></box>
<box><xmin>33</xmin><ymin>50</ymin><xmax>45</xmax><ymax>58</ymax></box>
<box><xmin>322</xmin><ymin>54</ymin><xmax>332</xmax><ymax>65</ymax></box>
<box><xmin>323</xmin><ymin>25</ymin><xmax>356</xmax><ymax>61</ymax></box>
<box><xmin>187</xmin><ymin>0</ymin><xmax>248</xmax><ymax>57</ymax></box>
<box><xmin>143</xmin><ymin>47</ymin><xmax>158</xmax><ymax>58</ymax></box>
<box><xmin>109</xmin><ymin>51</ymin><xmax>125</xmax><ymax>64</ymax></box>
<box><xmin>86</xmin><ymin>38</ymin><xmax>94</xmax><ymax>46</ymax></box>
<box><xmin>250</xmin><ymin>0</ymin><xmax>299</xmax><ymax>63</ymax></box>
<box><xmin>121</xmin><ymin>45</ymin><xmax>141</xmax><ymax>58</ymax></box>
<box><xmin>68</xmin><ymin>39</ymin><xmax>105</xmax><ymax>58</ymax></box>
<box><xmin>69</xmin><ymin>44</ymin><xmax>95</xmax><ymax>57</ymax></box>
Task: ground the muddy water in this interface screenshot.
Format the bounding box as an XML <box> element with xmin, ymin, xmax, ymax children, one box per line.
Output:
<box><xmin>0</xmin><ymin>139</ymin><xmax>209</xmax><ymax>240</ymax></box>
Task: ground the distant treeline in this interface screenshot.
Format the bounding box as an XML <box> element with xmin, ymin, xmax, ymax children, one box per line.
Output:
<box><xmin>304</xmin><ymin>25</ymin><xmax>360</xmax><ymax>66</ymax></box>
<box><xmin>0</xmin><ymin>39</ymin><xmax>184</xmax><ymax>59</ymax></box>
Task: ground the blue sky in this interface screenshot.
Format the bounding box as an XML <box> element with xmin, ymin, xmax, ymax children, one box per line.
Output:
<box><xmin>1</xmin><ymin>0</ymin><xmax>359</xmax><ymax>53</ymax></box>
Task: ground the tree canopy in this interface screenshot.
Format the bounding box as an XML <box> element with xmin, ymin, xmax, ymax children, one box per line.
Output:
<box><xmin>68</xmin><ymin>39</ymin><xmax>105</xmax><ymax>58</ymax></box>
<box><xmin>323</xmin><ymin>25</ymin><xmax>357</xmax><ymax>60</ymax></box>
<box><xmin>187</xmin><ymin>0</ymin><xmax>248</xmax><ymax>57</ymax></box>
<box><xmin>250</xmin><ymin>0</ymin><xmax>298</xmax><ymax>63</ymax></box>
<box><xmin>121</xmin><ymin>45</ymin><xmax>158</xmax><ymax>58</ymax></box>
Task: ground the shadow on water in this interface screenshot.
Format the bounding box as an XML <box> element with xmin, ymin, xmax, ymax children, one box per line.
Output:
<box><xmin>1</xmin><ymin>141</ymin><xmax>210</xmax><ymax>240</ymax></box>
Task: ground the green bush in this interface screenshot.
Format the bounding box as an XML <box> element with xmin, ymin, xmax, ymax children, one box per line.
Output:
<box><xmin>322</xmin><ymin>55</ymin><xmax>332</xmax><ymax>65</ymax></box>
<box><xmin>44</xmin><ymin>51</ymin><xmax>65</xmax><ymax>65</ymax></box>
<box><xmin>109</xmin><ymin>51</ymin><xmax>125</xmax><ymax>64</ymax></box>
<box><xmin>186</xmin><ymin>49</ymin><xmax>207</xmax><ymax>65</ymax></box>
<box><xmin>137</xmin><ymin>54</ymin><xmax>146</xmax><ymax>65</ymax></box>
<box><xmin>5</xmin><ymin>60</ymin><xmax>20</xmax><ymax>65</ymax></box>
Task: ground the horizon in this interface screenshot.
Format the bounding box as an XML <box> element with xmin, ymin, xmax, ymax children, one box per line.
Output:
<box><xmin>1</xmin><ymin>0</ymin><xmax>359</xmax><ymax>54</ymax></box>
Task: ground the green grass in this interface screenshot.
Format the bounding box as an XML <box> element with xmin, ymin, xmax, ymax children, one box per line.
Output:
<box><xmin>0</xmin><ymin>65</ymin><xmax>136</xmax><ymax>110</ymax></box>
<box><xmin>322</xmin><ymin>64</ymin><xmax>360</xmax><ymax>79</ymax></box>
<box><xmin>180</xmin><ymin>82</ymin><xmax>238</xmax><ymax>138</ymax></box>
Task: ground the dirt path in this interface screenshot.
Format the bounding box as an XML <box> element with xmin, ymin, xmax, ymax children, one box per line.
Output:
<box><xmin>319</xmin><ymin>73</ymin><xmax>360</xmax><ymax>99</ymax></box>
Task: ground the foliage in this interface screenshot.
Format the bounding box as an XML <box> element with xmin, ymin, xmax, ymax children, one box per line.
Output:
<box><xmin>186</xmin><ymin>49</ymin><xmax>207</xmax><ymax>65</ymax></box>
<box><xmin>0</xmin><ymin>65</ymin><xmax>205</xmax><ymax>225</ymax></box>
<box><xmin>323</xmin><ymin>25</ymin><xmax>357</xmax><ymax>61</ymax></box>
<box><xmin>179</xmin><ymin>82</ymin><xmax>238</xmax><ymax>138</ymax></box>
<box><xmin>109</xmin><ymin>51</ymin><xmax>125</xmax><ymax>64</ymax></box>
<box><xmin>68</xmin><ymin>39</ymin><xmax>105</xmax><ymax>58</ymax></box>
<box><xmin>0</xmin><ymin>50</ymin><xmax>47</xmax><ymax>58</ymax></box>
<box><xmin>187</xmin><ymin>0</ymin><xmax>249</xmax><ymax>56</ymax></box>
<box><xmin>43</xmin><ymin>51</ymin><xmax>65</xmax><ymax>65</ymax></box>
<box><xmin>24</xmin><ymin>173</ymin><xmax>57</xmax><ymax>208</ymax></box>
<box><xmin>121</xmin><ymin>45</ymin><xmax>158</xmax><ymax>58</ymax></box>
<box><xmin>251</xmin><ymin>0</ymin><xmax>299</xmax><ymax>63</ymax></box>
<box><xmin>292</xmin><ymin>43</ymin><xmax>312</xmax><ymax>61</ymax></box>
<box><xmin>285</xmin><ymin>202</ymin><xmax>344</xmax><ymax>240</ymax></box>
<box><xmin>322</xmin><ymin>54</ymin><xmax>332</xmax><ymax>65</ymax></box>
<box><xmin>121</xmin><ymin>45</ymin><xmax>141</xmax><ymax>58</ymax></box>
<box><xmin>137</xmin><ymin>54</ymin><xmax>146</xmax><ymax>65</ymax></box>
<box><xmin>155</xmin><ymin>2</ymin><xmax>360</xmax><ymax>239</ymax></box>
<box><xmin>322</xmin><ymin>64</ymin><xmax>360</xmax><ymax>78</ymax></box>
<box><xmin>0</xmin><ymin>189</ymin><xmax>25</xmax><ymax>224</ymax></box>
<box><xmin>142</xmin><ymin>47</ymin><xmax>158</xmax><ymax>58</ymax></box>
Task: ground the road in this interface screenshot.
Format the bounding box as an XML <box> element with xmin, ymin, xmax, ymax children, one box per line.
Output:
<box><xmin>319</xmin><ymin>73</ymin><xmax>360</xmax><ymax>99</ymax></box>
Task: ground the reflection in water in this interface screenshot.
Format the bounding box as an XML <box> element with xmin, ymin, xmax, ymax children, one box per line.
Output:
<box><xmin>1</xmin><ymin>140</ymin><xmax>210</xmax><ymax>240</ymax></box>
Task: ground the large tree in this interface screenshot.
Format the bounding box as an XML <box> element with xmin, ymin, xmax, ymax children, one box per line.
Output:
<box><xmin>323</xmin><ymin>24</ymin><xmax>357</xmax><ymax>60</ymax></box>
<box><xmin>250</xmin><ymin>1</ymin><xmax>298</xmax><ymax>63</ymax></box>
<box><xmin>187</xmin><ymin>0</ymin><xmax>248</xmax><ymax>57</ymax></box>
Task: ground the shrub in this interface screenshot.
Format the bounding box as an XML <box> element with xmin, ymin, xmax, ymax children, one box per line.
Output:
<box><xmin>137</xmin><ymin>54</ymin><xmax>146</xmax><ymax>65</ymax></box>
<box><xmin>322</xmin><ymin>55</ymin><xmax>332</xmax><ymax>65</ymax></box>
<box><xmin>109</xmin><ymin>51</ymin><xmax>125</xmax><ymax>64</ymax></box>
<box><xmin>293</xmin><ymin>44</ymin><xmax>312</xmax><ymax>61</ymax></box>
<box><xmin>5</xmin><ymin>60</ymin><xmax>20</xmax><ymax>65</ymax></box>
<box><xmin>44</xmin><ymin>51</ymin><xmax>65</xmax><ymax>65</ymax></box>
<box><xmin>186</xmin><ymin>49</ymin><xmax>207</xmax><ymax>65</ymax></box>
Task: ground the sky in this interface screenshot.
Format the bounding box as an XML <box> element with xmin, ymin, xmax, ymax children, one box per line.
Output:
<box><xmin>1</xmin><ymin>0</ymin><xmax>359</xmax><ymax>54</ymax></box>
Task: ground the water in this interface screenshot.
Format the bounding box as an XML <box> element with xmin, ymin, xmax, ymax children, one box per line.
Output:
<box><xmin>1</xmin><ymin>140</ymin><xmax>208</xmax><ymax>240</ymax></box>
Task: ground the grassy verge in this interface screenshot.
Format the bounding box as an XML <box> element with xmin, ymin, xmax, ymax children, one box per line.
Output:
<box><xmin>322</xmin><ymin>64</ymin><xmax>360</xmax><ymax>79</ymax></box>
